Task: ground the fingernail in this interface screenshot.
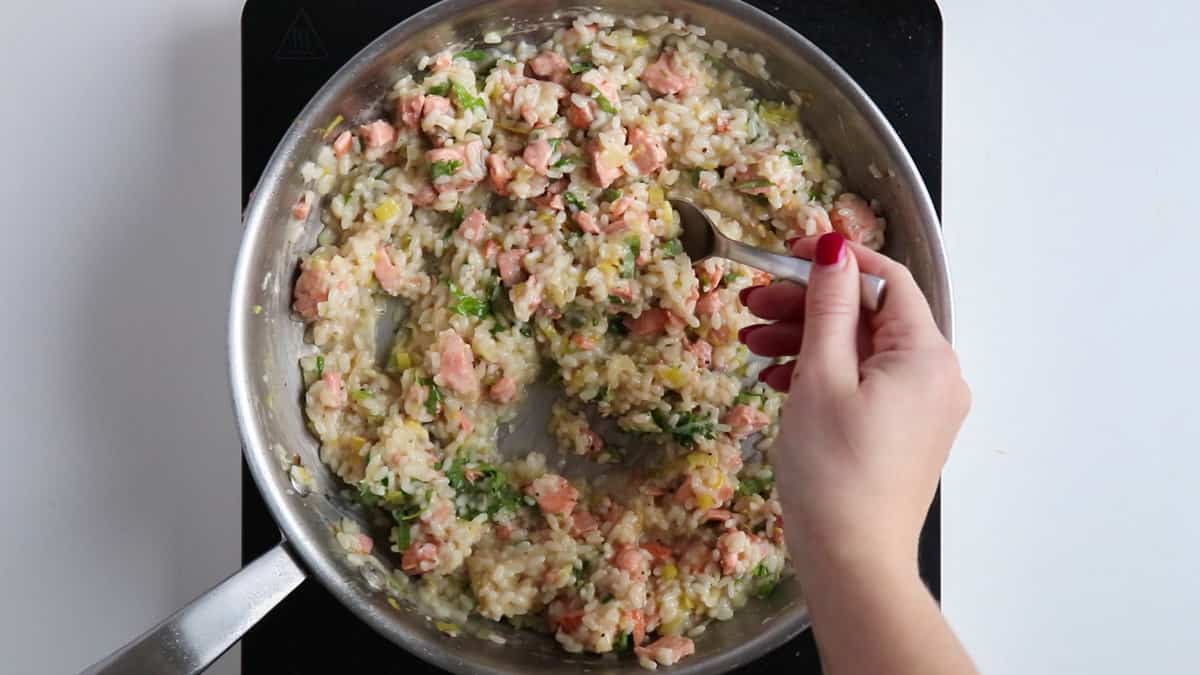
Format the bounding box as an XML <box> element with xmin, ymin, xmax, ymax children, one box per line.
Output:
<box><xmin>815</xmin><ymin>232</ymin><xmax>846</xmax><ymax>266</ymax></box>
<box><xmin>785</xmin><ymin>237</ymin><xmax>803</xmax><ymax>250</ymax></box>
<box><xmin>738</xmin><ymin>286</ymin><xmax>762</xmax><ymax>306</ymax></box>
<box><xmin>737</xmin><ymin>324</ymin><xmax>764</xmax><ymax>343</ymax></box>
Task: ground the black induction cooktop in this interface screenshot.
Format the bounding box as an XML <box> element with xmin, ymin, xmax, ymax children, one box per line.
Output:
<box><xmin>241</xmin><ymin>1</ymin><xmax>942</xmax><ymax>672</ymax></box>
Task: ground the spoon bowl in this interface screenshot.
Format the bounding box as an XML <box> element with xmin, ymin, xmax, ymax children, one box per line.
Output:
<box><xmin>670</xmin><ymin>198</ymin><xmax>888</xmax><ymax>311</ymax></box>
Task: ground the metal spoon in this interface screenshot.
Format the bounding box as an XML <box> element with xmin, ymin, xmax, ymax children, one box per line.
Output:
<box><xmin>670</xmin><ymin>198</ymin><xmax>887</xmax><ymax>311</ymax></box>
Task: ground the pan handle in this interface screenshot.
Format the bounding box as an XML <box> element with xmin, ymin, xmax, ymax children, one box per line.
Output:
<box><xmin>80</xmin><ymin>542</ymin><xmax>306</xmax><ymax>675</ymax></box>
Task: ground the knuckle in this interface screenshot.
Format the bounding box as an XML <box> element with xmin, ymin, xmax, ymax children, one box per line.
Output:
<box><xmin>871</xmin><ymin>313</ymin><xmax>913</xmax><ymax>351</ymax></box>
<box><xmin>957</xmin><ymin>378</ymin><xmax>973</xmax><ymax>416</ymax></box>
<box><xmin>933</xmin><ymin>342</ymin><xmax>960</xmax><ymax>368</ymax></box>
<box><xmin>927</xmin><ymin>346</ymin><xmax>971</xmax><ymax>414</ymax></box>
<box><xmin>884</xmin><ymin>258</ymin><xmax>917</xmax><ymax>285</ymax></box>
<box><xmin>805</xmin><ymin>292</ymin><xmax>858</xmax><ymax>321</ymax></box>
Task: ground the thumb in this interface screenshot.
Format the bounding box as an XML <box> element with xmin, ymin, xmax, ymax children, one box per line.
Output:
<box><xmin>795</xmin><ymin>232</ymin><xmax>861</xmax><ymax>392</ymax></box>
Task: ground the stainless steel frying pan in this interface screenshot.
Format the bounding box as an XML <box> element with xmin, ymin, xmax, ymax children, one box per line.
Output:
<box><xmin>84</xmin><ymin>1</ymin><xmax>950</xmax><ymax>672</ymax></box>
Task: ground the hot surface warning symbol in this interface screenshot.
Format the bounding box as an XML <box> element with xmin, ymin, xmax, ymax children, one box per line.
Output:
<box><xmin>274</xmin><ymin>9</ymin><xmax>327</xmax><ymax>62</ymax></box>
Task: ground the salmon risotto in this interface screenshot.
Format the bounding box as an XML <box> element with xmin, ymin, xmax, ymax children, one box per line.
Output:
<box><xmin>289</xmin><ymin>12</ymin><xmax>883</xmax><ymax>670</ymax></box>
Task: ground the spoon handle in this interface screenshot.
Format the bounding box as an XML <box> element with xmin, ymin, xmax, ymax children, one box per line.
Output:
<box><xmin>722</xmin><ymin>239</ymin><xmax>887</xmax><ymax>311</ymax></box>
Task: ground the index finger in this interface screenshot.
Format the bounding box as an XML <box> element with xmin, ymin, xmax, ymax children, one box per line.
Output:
<box><xmin>789</xmin><ymin>236</ymin><xmax>944</xmax><ymax>349</ymax></box>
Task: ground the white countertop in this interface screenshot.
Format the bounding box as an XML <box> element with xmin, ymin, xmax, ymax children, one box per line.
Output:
<box><xmin>2</xmin><ymin>1</ymin><xmax>1196</xmax><ymax>673</ymax></box>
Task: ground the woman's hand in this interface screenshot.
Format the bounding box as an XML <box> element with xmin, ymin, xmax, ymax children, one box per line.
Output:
<box><xmin>740</xmin><ymin>231</ymin><xmax>976</xmax><ymax>675</ymax></box>
<box><xmin>739</xmin><ymin>232</ymin><xmax>970</xmax><ymax>578</ymax></box>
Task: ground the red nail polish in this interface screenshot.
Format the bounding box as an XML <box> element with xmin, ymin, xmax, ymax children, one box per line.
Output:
<box><xmin>737</xmin><ymin>324</ymin><xmax>763</xmax><ymax>343</ymax></box>
<box><xmin>757</xmin><ymin>364</ymin><xmax>780</xmax><ymax>382</ymax></box>
<box><xmin>815</xmin><ymin>232</ymin><xmax>845</xmax><ymax>266</ymax></box>
<box><xmin>785</xmin><ymin>237</ymin><xmax>802</xmax><ymax>249</ymax></box>
<box><xmin>738</xmin><ymin>286</ymin><xmax>760</xmax><ymax>305</ymax></box>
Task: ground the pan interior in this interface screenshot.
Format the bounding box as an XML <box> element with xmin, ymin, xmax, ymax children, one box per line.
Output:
<box><xmin>230</xmin><ymin>2</ymin><xmax>946</xmax><ymax>674</ymax></box>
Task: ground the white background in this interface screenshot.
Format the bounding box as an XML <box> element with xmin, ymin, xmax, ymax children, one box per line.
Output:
<box><xmin>1</xmin><ymin>1</ymin><xmax>1196</xmax><ymax>674</ymax></box>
